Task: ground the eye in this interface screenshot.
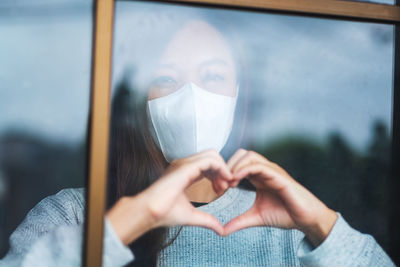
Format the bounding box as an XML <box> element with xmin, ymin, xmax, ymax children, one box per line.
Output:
<box><xmin>149</xmin><ymin>75</ymin><xmax>179</xmax><ymax>98</ymax></box>
<box><xmin>202</xmin><ymin>73</ymin><xmax>225</xmax><ymax>83</ymax></box>
<box><xmin>151</xmin><ymin>75</ymin><xmax>177</xmax><ymax>88</ymax></box>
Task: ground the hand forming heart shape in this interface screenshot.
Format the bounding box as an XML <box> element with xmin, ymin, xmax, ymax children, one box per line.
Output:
<box><xmin>107</xmin><ymin>149</ymin><xmax>338</xmax><ymax>247</ymax></box>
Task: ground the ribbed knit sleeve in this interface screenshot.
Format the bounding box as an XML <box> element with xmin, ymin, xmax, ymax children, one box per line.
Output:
<box><xmin>297</xmin><ymin>213</ymin><xmax>395</xmax><ymax>267</ymax></box>
<box><xmin>0</xmin><ymin>188</ymin><xmax>134</xmax><ymax>267</ymax></box>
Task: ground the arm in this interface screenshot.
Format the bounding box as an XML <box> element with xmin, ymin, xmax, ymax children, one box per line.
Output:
<box><xmin>224</xmin><ymin>149</ymin><xmax>395</xmax><ymax>267</ymax></box>
<box><xmin>1</xmin><ymin>150</ymin><xmax>233</xmax><ymax>266</ymax></box>
<box><xmin>106</xmin><ymin>149</ymin><xmax>231</xmax><ymax>245</ymax></box>
<box><xmin>18</xmin><ymin>220</ymin><xmax>133</xmax><ymax>267</ymax></box>
<box><xmin>297</xmin><ymin>213</ymin><xmax>395</xmax><ymax>267</ymax></box>
<box><xmin>0</xmin><ymin>189</ymin><xmax>133</xmax><ymax>267</ymax></box>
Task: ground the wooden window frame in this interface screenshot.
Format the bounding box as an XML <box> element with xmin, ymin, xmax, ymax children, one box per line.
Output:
<box><xmin>84</xmin><ymin>0</ymin><xmax>400</xmax><ymax>266</ymax></box>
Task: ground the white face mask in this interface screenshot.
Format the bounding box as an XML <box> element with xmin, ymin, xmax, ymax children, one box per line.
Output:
<box><xmin>147</xmin><ymin>82</ymin><xmax>238</xmax><ymax>162</ymax></box>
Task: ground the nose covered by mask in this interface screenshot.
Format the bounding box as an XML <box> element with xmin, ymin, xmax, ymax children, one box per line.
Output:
<box><xmin>147</xmin><ymin>82</ymin><xmax>238</xmax><ymax>163</ymax></box>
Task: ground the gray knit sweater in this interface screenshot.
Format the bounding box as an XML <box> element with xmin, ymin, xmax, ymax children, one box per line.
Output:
<box><xmin>0</xmin><ymin>187</ymin><xmax>395</xmax><ymax>267</ymax></box>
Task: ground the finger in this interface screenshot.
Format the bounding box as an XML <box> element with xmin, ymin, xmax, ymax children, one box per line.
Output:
<box><xmin>227</xmin><ymin>149</ymin><xmax>247</xmax><ymax>169</ymax></box>
<box><xmin>216</xmin><ymin>179</ymin><xmax>229</xmax><ymax>192</ymax></box>
<box><xmin>222</xmin><ymin>207</ymin><xmax>262</xmax><ymax>236</ymax></box>
<box><xmin>205</xmin><ymin>153</ymin><xmax>232</xmax><ymax>193</ymax></box>
<box><xmin>233</xmin><ymin>163</ymin><xmax>289</xmax><ymax>191</ymax></box>
<box><xmin>166</xmin><ymin>155</ymin><xmax>232</xmax><ymax>192</ymax></box>
<box><xmin>211</xmin><ymin>177</ymin><xmax>227</xmax><ymax>195</ymax></box>
<box><xmin>197</xmin><ymin>150</ymin><xmax>233</xmax><ymax>181</ymax></box>
<box><xmin>212</xmin><ymin>180</ymin><xmax>223</xmax><ymax>195</ymax></box>
<box><xmin>231</xmin><ymin>151</ymin><xmax>269</xmax><ymax>175</ymax></box>
<box><xmin>187</xmin><ymin>209</ymin><xmax>224</xmax><ymax>236</ymax></box>
<box><xmin>162</xmin><ymin>149</ymin><xmax>233</xmax><ymax>195</ymax></box>
<box><xmin>228</xmin><ymin>179</ymin><xmax>240</xmax><ymax>188</ymax></box>
<box><xmin>206</xmin><ymin>168</ymin><xmax>230</xmax><ymax>193</ymax></box>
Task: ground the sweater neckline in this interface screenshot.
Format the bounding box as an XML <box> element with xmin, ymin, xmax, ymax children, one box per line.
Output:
<box><xmin>196</xmin><ymin>187</ymin><xmax>241</xmax><ymax>213</ymax></box>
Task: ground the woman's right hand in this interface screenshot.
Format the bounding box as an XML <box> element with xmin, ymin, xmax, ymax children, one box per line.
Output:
<box><xmin>106</xmin><ymin>149</ymin><xmax>232</xmax><ymax>245</ymax></box>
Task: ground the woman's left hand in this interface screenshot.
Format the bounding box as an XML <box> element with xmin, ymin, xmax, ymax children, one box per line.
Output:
<box><xmin>223</xmin><ymin>149</ymin><xmax>338</xmax><ymax>247</ymax></box>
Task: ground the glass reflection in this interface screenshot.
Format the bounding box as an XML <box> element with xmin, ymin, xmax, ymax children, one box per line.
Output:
<box><xmin>0</xmin><ymin>0</ymin><xmax>92</xmax><ymax>263</ymax></box>
<box><xmin>351</xmin><ymin>0</ymin><xmax>394</xmax><ymax>5</ymax></box>
<box><xmin>106</xmin><ymin>1</ymin><xmax>395</xmax><ymax>266</ymax></box>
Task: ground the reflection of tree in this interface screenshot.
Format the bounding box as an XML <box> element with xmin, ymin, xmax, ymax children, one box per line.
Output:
<box><xmin>0</xmin><ymin>119</ymin><xmax>393</xmax><ymax>260</ymax></box>
<box><xmin>252</xmin><ymin>119</ymin><xmax>391</xmax><ymax>254</ymax></box>
<box><xmin>0</xmin><ymin>131</ymin><xmax>85</xmax><ymax>257</ymax></box>
<box><xmin>360</xmin><ymin>121</ymin><xmax>391</xmax><ymax>245</ymax></box>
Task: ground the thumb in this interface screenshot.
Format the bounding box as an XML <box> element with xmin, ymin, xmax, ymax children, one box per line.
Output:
<box><xmin>186</xmin><ymin>209</ymin><xmax>224</xmax><ymax>236</ymax></box>
<box><xmin>223</xmin><ymin>206</ymin><xmax>262</xmax><ymax>236</ymax></box>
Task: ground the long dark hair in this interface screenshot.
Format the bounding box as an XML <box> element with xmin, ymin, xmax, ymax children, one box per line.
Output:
<box><xmin>107</xmin><ymin>10</ymin><xmax>250</xmax><ymax>267</ymax></box>
<box><xmin>107</xmin><ymin>80</ymin><xmax>170</xmax><ymax>266</ymax></box>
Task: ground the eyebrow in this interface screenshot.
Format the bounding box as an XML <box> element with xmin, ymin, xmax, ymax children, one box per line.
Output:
<box><xmin>198</xmin><ymin>59</ymin><xmax>229</xmax><ymax>69</ymax></box>
<box><xmin>157</xmin><ymin>64</ymin><xmax>179</xmax><ymax>71</ymax></box>
<box><xmin>155</xmin><ymin>58</ymin><xmax>229</xmax><ymax>72</ymax></box>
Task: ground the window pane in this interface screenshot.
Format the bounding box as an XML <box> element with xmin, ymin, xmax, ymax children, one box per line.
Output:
<box><xmin>107</xmin><ymin>1</ymin><xmax>395</xmax><ymax>266</ymax></box>
<box><xmin>348</xmin><ymin>0</ymin><xmax>394</xmax><ymax>5</ymax></box>
<box><xmin>0</xmin><ymin>0</ymin><xmax>92</xmax><ymax>262</ymax></box>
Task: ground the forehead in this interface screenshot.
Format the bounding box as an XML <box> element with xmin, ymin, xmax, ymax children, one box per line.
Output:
<box><xmin>158</xmin><ymin>20</ymin><xmax>234</xmax><ymax>68</ymax></box>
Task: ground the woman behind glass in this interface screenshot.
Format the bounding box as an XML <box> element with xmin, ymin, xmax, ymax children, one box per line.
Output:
<box><xmin>0</xmin><ymin>14</ymin><xmax>395</xmax><ymax>267</ymax></box>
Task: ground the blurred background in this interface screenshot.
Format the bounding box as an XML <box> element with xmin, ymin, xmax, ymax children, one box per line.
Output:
<box><xmin>111</xmin><ymin>0</ymin><xmax>395</xmax><ymax>261</ymax></box>
<box><xmin>0</xmin><ymin>0</ymin><xmax>396</xmax><ymax>263</ymax></box>
<box><xmin>0</xmin><ymin>0</ymin><xmax>92</xmax><ymax>257</ymax></box>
